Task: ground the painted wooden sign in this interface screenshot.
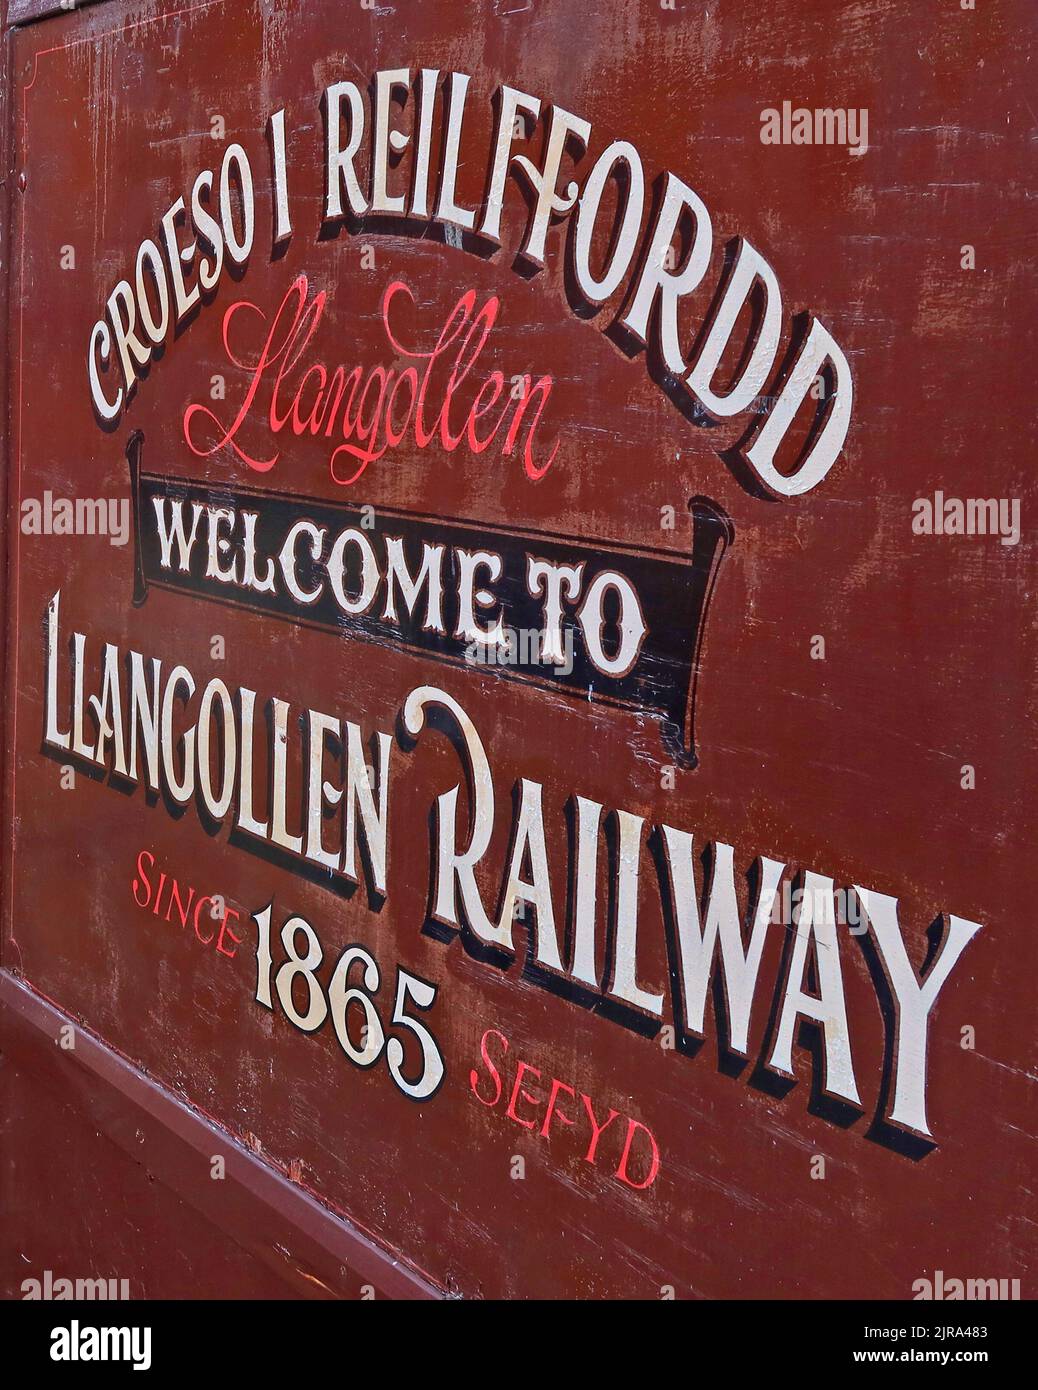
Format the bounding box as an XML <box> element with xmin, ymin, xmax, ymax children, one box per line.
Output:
<box><xmin>2</xmin><ymin>0</ymin><xmax>1033</xmax><ymax>1301</ymax></box>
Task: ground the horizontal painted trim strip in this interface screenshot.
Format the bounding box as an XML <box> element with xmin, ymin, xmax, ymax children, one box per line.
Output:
<box><xmin>7</xmin><ymin>0</ymin><xmax>108</xmax><ymax>30</ymax></box>
<box><xmin>0</xmin><ymin>970</ymin><xmax>442</xmax><ymax>1299</ymax></box>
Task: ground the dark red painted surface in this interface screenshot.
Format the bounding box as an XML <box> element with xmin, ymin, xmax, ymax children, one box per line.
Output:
<box><xmin>1</xmin><ymin>0</ymin><xmax>1034</xmax><ymax>1300</ymax></box>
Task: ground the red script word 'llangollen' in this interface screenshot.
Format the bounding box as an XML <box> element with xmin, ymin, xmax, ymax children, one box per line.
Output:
<box><xmin>183</xmin><ymin>275</ymin><xmax>560</xmax><ymax>485</ymax></box>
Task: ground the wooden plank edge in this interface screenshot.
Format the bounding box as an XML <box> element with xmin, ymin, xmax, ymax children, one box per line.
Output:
<box><xmin>0</xmin><ymin>969</ymin><xmax>445</xmax><ymax>1300</ymax></box>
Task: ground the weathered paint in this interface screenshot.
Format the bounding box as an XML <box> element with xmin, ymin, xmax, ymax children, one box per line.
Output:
<box><xmin>1</xmin><ymin>0</ymin><xmax>1034</xmax><ymax>1300</ymax></box>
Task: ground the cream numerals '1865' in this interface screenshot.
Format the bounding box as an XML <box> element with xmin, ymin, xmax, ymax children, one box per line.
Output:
<box><xmin>252</xmin><ymin>905</ymin><xmax>445</xmax><ymax>1101</ymax></box>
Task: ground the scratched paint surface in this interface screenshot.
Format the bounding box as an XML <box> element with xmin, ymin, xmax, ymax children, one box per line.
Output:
<box><xmin>2</xmin><ymin>0</ymin><xmax>1035</xmax><ymax>1298</ymax></box>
